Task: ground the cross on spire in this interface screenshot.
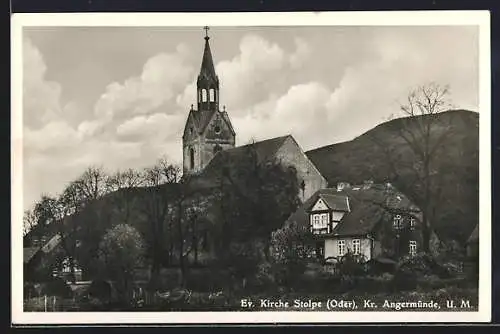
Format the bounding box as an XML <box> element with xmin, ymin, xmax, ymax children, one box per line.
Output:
<box><xmin>203</xmin><ymin>26</ymin><xmax>210</xmax><ymax>39</ymax></box>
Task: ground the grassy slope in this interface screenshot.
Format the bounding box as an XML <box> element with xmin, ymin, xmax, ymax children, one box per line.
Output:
<box><xmin>306</xmin><ymin>110</ymin><xmax>479</xmax><ymax>243</ymax></box>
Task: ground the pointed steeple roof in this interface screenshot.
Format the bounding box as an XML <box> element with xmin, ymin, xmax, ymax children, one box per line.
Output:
<box><xmin>198</xmin><ymin>27</ymin><xmax>218</xmax><ymax>84</ymax></box>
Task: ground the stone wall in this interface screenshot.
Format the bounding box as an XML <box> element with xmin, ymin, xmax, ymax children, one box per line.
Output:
<box><xmin>275</xmin><ymin>136</ymin><xmax>328</xmax><ymax>202</ymax></box>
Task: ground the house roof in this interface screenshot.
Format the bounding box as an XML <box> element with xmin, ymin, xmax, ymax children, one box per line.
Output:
<box><xmin>24</xmin><ymin>247</ymin><xmax>40</xmax><ymax>264</ymax></box>
<box><xmin>286</xmin><ymin>185</ymin><xmax>420</xmax><ymax>237</ymax></box>
<box><xmin>310</xmin><ymin>193</ymin><xmax>350</xmax><ymax>212</ymax></box>
<box><xmin>467</xmin><ymin>224</ymin><xmax>479</xmax><ymax>244</ymax></box>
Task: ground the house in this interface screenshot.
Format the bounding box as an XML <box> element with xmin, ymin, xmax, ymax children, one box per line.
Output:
<box><xmin>465</xmin><ymin>224</ymin><xmax>479</xmax><ymax>258</ymax></box>
<box><xmin>194</xmin><ymin>134</ymin><xmax>328</xmax><ymax>202</ymax></box>
<box><xmin>285</xmin><ymin>182</ymin><xmax>440</xmax><ymax>262</ymax></box>
<box><xmin>24</xmin><ymin>233</ymin><xmax>83</xmax><ymax>283</ymax></box>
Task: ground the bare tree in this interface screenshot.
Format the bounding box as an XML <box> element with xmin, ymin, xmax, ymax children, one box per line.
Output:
<box><xmin>369</xmin><ymin>82</ymin><xmax>454</xmax><ymax>253</ymax></box>
<box><xmin>23</xmin><ymin>209</ymin><xmax>38</xmax><ymax>237</ymax></box>
<box><xmin>106</xmin><ymin>168</ymin><xmax>143</xmax><ymax>224</ymax></box>
<box><xmin>73</xmin><ymin>166</ymin><xmax>111</xmax><ymax>202</ymax></box>
<box><xmin>140</xmin><ymin>157</ymin><xmax>182</xmax><ymax>282</ymax></box>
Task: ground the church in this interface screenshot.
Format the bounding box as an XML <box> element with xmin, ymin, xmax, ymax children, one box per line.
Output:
<box><xmin>181</xmin><ymin>28</ymin><xmax>327</xmax><ymax>202</ymax></box>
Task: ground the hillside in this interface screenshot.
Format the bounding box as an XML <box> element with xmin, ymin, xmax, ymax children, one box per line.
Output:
<box><xmin>306</xmin><ymin>109</ymin><xmax>480</xmax><ymax>243</ymax></box>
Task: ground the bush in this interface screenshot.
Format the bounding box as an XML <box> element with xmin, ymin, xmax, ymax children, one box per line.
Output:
<box><xmin>337</xmin><ymin>252</ymin><xmax>367</xmax><ymax>277</ymax></box>
<box><xmin>397</xmin><ymin>253</ymin><xmax>451</xmax><ymax>278</ymax></box>
<box><xmin>251</xmin><ymin>261</ymin><xmax>276</xmax><ymax>291</ymax></box>
<box><xmin>42</xmin><ymin>277</ymin><xmax>73</xmax><ymax>298</ymax></box>
<box><xmin>185</xmin><ymin>268</ymin><xmax>231</xmax><ymax>292</ymax></box>
<box><xmin>24</xmin><ymin>282</ymin><xmax>37</xmax><ymax>299</ymax></box>
<box><xmin>356</xmin><ymin>273</ymin><xmax>394</xmax><ymax>293</ymax></box>
<box><xmin>88</xmin><ymin>279</ymin><xmax>112</xmax><ymax>301</ymax></box>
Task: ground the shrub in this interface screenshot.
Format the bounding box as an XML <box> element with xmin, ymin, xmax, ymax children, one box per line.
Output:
<box><xmin>397</xmin><ymin>253</ymin><xmax>451</xmax><ymax>278</ymax></box>
<box><xmin>41</xmin><ymin>277</ymin><xmax>73</xmax><ymax>298</ymax></box>
<box><xmin>252</xmin><ymin>261</ymin><xmax>276</xmax><ymax>291</ymax></box>
<box><xmin>24</xmin><ymin>282</ymin><xmax>37</xmax><ymax>299</ymax></box>
<box><xmin>185</xmin><ymin>268</ymin><xmax>231</xmax><ymax>292</ymax></box>
<box><xmin>356</xmin><ymin>273</ymin><xmax>394</xmax><ymax>293</ymax></box>
<box><xmin>337</xmin><ymin>251</ymin><xmax>367</xmax><ymax>277</ymax></box>
<box><xmin>88</xmin><ymin>279</ymin><xmax>112</xmax><ymax>301</ymax></box>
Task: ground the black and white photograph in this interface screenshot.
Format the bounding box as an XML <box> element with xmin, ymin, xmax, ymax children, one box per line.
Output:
<box><xmin>11</xmin><ymin>11</ymin><xmax>491</xmax><ymax>324</ymax></box>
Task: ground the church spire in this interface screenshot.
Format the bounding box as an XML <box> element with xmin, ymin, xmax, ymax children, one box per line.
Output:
<box><xmin>197</xmin><ymin>26</ymin><xmax>219</xmax><ymax>111</ymax></box>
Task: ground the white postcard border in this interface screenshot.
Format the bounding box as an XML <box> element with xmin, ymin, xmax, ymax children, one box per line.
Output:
<box><xmin>11</xmin><ymin>10</ymin><xmax>492</xmax><ymax>324</ymax></box>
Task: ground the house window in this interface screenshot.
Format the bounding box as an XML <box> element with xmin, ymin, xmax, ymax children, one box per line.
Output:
<box><xmin>312</xmin><ymin>213</ymin><xmax>328</xmax><ymax>232</ymax></box>
<box><xmin>393</xmin><ymin>214</ymin><xmax>402</xmax><ymax>229</ymax></box>
<box><xmin>352</xmin><ymin>239</ymin><xmax>361</xmax><ymax>255</ymax></box>
<box><xmin>409</xmin><ymin>241</ymin><xmax>417</xmax><ymax>256</ymax></box>
<box><xmin>338</xmin><ymin>240</ymin><xmax>346</xmax><ymax>256</ymax></box>
<box><xmin>320</xmin><ymin>213</ymin><xmax>328</xmax><ymax>228</ymax></box>
<box><xmin>312</xmin><ymin>214</ymin><xmax>320</xmax><ymax>228</ymax></box>
<box><xmin>410</xmin><ymin>216</ymin><xmax>416</xmax><ymax>229</ymax></box>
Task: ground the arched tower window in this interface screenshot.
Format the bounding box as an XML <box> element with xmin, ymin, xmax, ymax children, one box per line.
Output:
<box><xmin>189</xmin><ymin>147</ymin><xmax>195</xmax><ymax>170</ymax></box>
<box><xmin>201</xmin><ymin>89</ymin><xmax>208</xmax><ymax>102</ymax></box>
<box><xmin>209</xmin><ymin>88</ymin><xmax>215</xmax><ymax>102</ymax></box>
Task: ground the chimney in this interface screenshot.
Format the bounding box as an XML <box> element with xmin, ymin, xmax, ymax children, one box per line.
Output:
<box><xmin>363</xmin><ymin>180</ymin><xmax>374</xmax><ymax>189</ymax></box>
<box><xmin>337</xmin><ymin>182</ymin><xmax>351</xmax><ymax>191</ymax></box>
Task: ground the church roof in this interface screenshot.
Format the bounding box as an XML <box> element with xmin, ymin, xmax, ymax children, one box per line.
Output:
<box><xmin>185</xmin><ymin>109</ymin><xmax>235</xmax><ymax>137</ymax></box>
<box><xmin>197</xmin><ymin>36</ymin><xmax>218</xmax><ymax>85</ymax></box>
<box><xmin>193</xmin><ymin>135</ymin><xmax>291</xmax><ymax>182</ymax></box>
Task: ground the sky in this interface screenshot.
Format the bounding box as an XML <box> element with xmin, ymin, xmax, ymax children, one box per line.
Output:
<box><xmin>22</xmin><ymin>25</ymin><xmax>479</xmax><ymax>211</ymax></box>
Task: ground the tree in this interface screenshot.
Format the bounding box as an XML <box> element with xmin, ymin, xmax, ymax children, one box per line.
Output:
<box><xmin>216</xmin><ymin>142</ymin><xmax>301</xmax><ymax>260</ymax></box>
<box><xmin>23</xmin><ymin>209</ymin><xmax>37</xmax><ymax>238</ymax></box>
<box><xmin>139</xmin><ymin>157</ymin><xmax>182</xmax><ymax>281</ymax></box>
<box><xmin>98</xmin><ymin>224</ymin><xmax>145</xmax><ymax>301</ymax></box>
<box><xmin>73</xmin><ymin>166</ymin><xmax>110</xmax><ymax>202</ymax></box>
<box><xmin>51</xmin><ymin>166</ymin><xmax>111</xmax><ymax>282</ymax></box>
<box><xmin>369</xmin><ymin>82</ymin><xmax>454</xmax><ymax>253</ymax></box>
<box><xmin>270</xmin><ymin>220</ymin><xmax>312</xmax><ymax>287</ymax></box>
<box><xmin>106</xmin><ymin>168</ymin><xmax>143</xmax><ymax>224</ymax></box>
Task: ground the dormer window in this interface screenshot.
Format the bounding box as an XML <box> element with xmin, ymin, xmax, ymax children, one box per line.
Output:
<box><xmin>311</xmin><ymin>213</ymin><xmax>329</xmax><ymax>234</ymax></box>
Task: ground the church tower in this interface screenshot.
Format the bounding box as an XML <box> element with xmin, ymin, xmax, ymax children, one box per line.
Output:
<box><xmin>182</xmin><ymin>27</ymin><xmax>236</xmax><ymax>176</ymax></box>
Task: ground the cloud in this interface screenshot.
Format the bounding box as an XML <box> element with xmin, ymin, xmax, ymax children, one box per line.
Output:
<box><xmin>22</xmin><ymin>27</ymin><xmax>479</xmax><ymax>212</ymax></box>
<box><xmin>24</xmin><ymin>121</ymin><xmax>81</xmax><ymax>153</ymax></box>
<box><xmin>232</xmin><ymin>82</ymin><xmax>334</xmax><ymax>149</ymax></box>
<box><xmin>23</xmin><ymin>38</ymin><xmax>64</xmax><ymax>129</ymax></box>
<box><xmin>177</xmin><ymin>34</ymin><xmax>313</xmax><ymax>116</ymax></box>
<box><xmin>94</xmin><ymin>46</ymin><xmax>194</xmax><ymax>122</ymax></box>
<box><xmin>289</xmin><ymin>37</ymin><xmax>311</xmax><ymax>69</ymax></box>
<box><xmin>116</xmin><ymin>113</ymin><xmax>185</xmax><ymax>143</ymax></box>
